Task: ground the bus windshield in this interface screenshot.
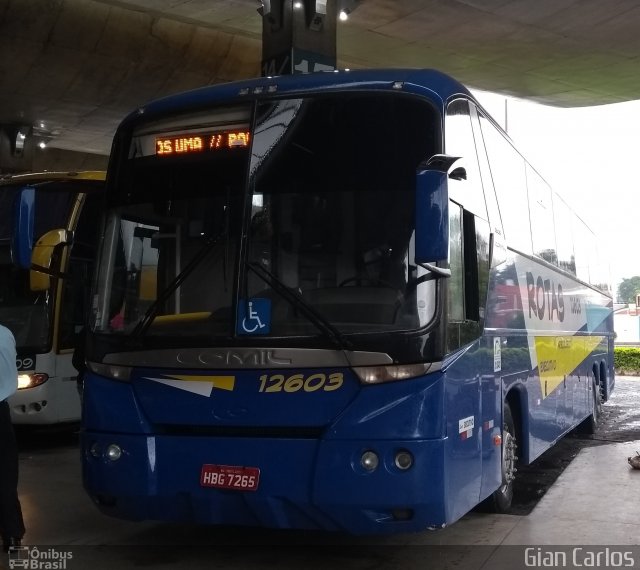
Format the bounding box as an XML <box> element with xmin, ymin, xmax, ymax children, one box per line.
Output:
<box><xmin>0</xmin><ymin>185</ymin><xmax>75</xmax><ymax>352</ymax></box>
<box><xmin>0</xmin><ymin>261</ymin><xmax>49</xmax><ymax>352</ymax></box>
<box><xmin>93</xmin><ymin>94</ymin><xmax>439</xmax><ymax>345</ymax></box>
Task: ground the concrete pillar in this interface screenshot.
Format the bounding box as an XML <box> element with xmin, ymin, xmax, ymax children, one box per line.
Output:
<box><xmin>260</xmin><ymin>0</ymin><xmax>337</xmax><ymax>76</ymax></box>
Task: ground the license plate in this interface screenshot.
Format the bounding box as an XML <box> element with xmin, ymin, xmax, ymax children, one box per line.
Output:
<box><xmin>200</xmin><ymin>464</ymin><xmax>260</xmax><ymax>491</ymax></box>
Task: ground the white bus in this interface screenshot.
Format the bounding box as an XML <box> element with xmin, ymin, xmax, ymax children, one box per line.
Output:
<box><xmin>1</xmin><ymin>171</ymin><xmax>105</xmax><ymax>424</ymax></box>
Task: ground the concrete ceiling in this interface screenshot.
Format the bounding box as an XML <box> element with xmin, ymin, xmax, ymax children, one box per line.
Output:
<box><xmin>2</xmin><ymin>0</ymin><xmax>640</xmax><ymax>159</ymax></box>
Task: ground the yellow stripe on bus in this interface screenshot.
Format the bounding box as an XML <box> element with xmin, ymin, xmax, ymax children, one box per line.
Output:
<box><xmin>534</xmin><ymin>336</ymin><xmax>605</xmax><ymax>398</ymax></box>
<box><xmin>166</xmin><ymin>375</ymin><xmax>236</xmax><ymax>391</ymax></box>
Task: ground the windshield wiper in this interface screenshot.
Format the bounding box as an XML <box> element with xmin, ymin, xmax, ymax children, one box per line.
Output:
<box><xmin>246</xmin><ymin>261</ymin><xmax>352</xmax><ymax>351</ymax></box>
<box><xmin>131</xmin><ymin>231</ymin><xmax>225</xmax><ymax>338</ymax></box>
<box><xmin>417</xmin><ymin>262</ymin><xmax>451</xmax><ymax>279</ymax></box>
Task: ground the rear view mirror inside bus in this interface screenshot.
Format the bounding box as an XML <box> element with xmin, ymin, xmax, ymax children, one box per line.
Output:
<box><xmin>11</xmin><ymin>186</ymin><xmax>35</xmax><ymax>270</ymax></box>
<box><xmin>414</xmin><ymin>167</ymin><xmax>449</xmax><ymax>264</ymax></box>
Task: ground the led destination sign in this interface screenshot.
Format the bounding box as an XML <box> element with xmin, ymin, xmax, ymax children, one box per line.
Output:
<box><xmin>156</xmin><ymin>130</ymin><xmax>250</xmax><ymax>156</ymax></box>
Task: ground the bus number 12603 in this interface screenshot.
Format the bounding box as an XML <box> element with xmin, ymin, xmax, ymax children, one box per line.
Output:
<box><xmin>258</xmin><ymin>373</ymin><xmax>343</xmax><ymax>393</ymax></box>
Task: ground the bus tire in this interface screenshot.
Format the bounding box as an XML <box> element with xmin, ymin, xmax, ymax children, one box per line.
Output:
<box><xmin>487</xmin><ymin>402</ymin><xmax>518</xmax><ymax>513</ymax></box>
<box><xmin>578</xmin><ymin>372</ymin><xmax>602</xmax><ymax>435</ymax></box>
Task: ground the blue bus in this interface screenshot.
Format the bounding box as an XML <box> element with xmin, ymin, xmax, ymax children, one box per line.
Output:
<box><xmin>53</xmin><ymin>70</ymin><xmax>611</xmax><ymax>534</ymax></box>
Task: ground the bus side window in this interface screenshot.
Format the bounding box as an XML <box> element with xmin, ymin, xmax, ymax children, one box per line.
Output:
<box><xmin>448</xmin><ymin>202</ymin><xmax>464</xmax><ymax>327</ymax></box>
<box><xmin>445</xmin><ymin>99</ymin><xmax>489</xmax><ymax>222</ymax></box>
<box><xmin>573</xmin><ymin>217</ymin><xmax>595</xmax><ymax>284</ymax></box>
<box><xmin>445</xmin><ymin>99</ymin><xmax>492</xmax><ymax>350</ymax></box>
<box><xmin>526</xmin><ymin>164</ymin><xmax>558</xmax><ymax>264</ymax></box>
<box><xmin>479</xmin><ymin>115</ymin><xmax>532</xmax><ymax>256</ymax></box>
<box><xmin>470</xmin><ymin>107</ymin><xmax>504</xmax><ymax>244</ymax></box>
<box><xmin>554</xmin><ymin>195</ymin><xmax>576</xmax><ymax>275</ymax></box>
<box><xmin>447</xmin><ymin>200</ymin><xmax>491</xmax><ymax>351</ymax></box>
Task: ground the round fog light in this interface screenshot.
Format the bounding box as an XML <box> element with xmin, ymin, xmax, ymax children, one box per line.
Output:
<box><xmin>361</xmin><ymin>450</ymin><xmax>379</xmax><ymax>472</ymax></box>
<box><xmin>395</xmin><ymin>450</ymin><xmax>413</xmax><ymax>470</ymax></box>
<box><xmin>106</xmin><ymin>444</ymin><xmax>122</xmax><ymax>461</ymax></box>
<box><xmin>89</xmin><ymin>442</ymin><xmax>101</xmax><ymax>458</ymax></box>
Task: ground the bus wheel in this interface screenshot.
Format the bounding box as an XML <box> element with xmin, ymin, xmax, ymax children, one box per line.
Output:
<box><xmin>579</xmin><ymin>372</ymin><xmax>602</xmax><ymax>435</ymax></box>
<box><xmin>491</xmin><ymin>402</ymin><xmax>518</xmax><ymax>512</ymax></box>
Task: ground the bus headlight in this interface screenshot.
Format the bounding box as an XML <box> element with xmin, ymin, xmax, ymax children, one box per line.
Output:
<box><xmin>87</xmin><ymin>362</ymin><xmax>132</xmax><ymax>382</ymax></box>
<box><xmin>394</xmin><ymin>450</ymin><xmax>414</xmax><ymax>470</ymax></box>
<box><xmin>17</xmin><ymin>373</ymin><xmax>49</xmax><ymax>390</ymax></box>
<box><xmin>360</xmin><ymin>451</ymin><xmax>379</xmax><ymax>471</ymax></box>
<box><xmin>106</xmin><ymin>444</ymin><xmax>122</xmax><ymax>461</ymax></box>
<box><xmin>353</xmin><ymin>364</ymin><xmax>430</xmax><ymax>384</ymax></box>
<box><xmin>89</xmin><ymin>442</ymin><xmax>102</xmax><ymax>458</ymax></box>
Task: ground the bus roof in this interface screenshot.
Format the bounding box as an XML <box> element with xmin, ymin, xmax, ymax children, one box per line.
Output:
<box><xmin>124</xmin><ymin>68</ymin><xmax>473</xmax><ymax>127</ymax></box>
<box><xmin>0</xmin><ymin>171</ymin><xmax>106</xmax><ymax>187</ymax></box>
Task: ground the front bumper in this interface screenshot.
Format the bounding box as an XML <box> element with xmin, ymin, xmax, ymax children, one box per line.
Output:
<box><xmin>81</xmin><ymin>432</ymin><xmax>447</xmax><ymax>535</ymax></box>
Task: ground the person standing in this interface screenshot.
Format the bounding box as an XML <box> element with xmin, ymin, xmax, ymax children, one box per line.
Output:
<box><xmin>0</xmin><ymin>324</ymin><xmax>25</xmax><ymax>552</ymax></box>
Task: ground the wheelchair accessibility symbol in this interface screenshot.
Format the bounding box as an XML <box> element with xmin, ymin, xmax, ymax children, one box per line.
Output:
<box><xmin>237</xmin><ymin>298</ymin><xmax>271</xmax><ymax>335</ymax></box>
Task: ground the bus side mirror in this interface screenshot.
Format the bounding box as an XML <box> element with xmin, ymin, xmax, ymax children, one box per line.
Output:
<box><xmin>30</xmin><ymin>229</ymin><xmax>74</xmax><ymax>291</ymax></box>
<box><xmin>415</xmin><ymin>156</ymin><xmax>453</xmax><ymax>264</ymax></box>
<box><xmin>11</xmin><ymin>187</ymin><xmax>35</xmax><ymax>269</ymax></box>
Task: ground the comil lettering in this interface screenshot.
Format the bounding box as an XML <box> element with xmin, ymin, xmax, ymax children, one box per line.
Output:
<box><xmin>526</xmin><ymin>272</ymin><xmax>565</xmax><ymax>322</ymax></box>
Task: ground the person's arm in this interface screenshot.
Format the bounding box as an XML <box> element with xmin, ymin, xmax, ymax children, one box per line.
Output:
<box><xmin>0</xmin><ymin>325</ymin><xmax>18</xmax><ymax>401</ymax></box>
